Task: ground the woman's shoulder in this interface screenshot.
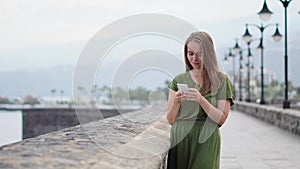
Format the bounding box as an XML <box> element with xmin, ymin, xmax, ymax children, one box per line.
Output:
<box><xmin>217</xmin><ymin>72</ymin><xmax>230</xmax><ymax>81</ymax></box>
<box><xmin>173</xmin><ymin>72</ymin><xmax>189</xmax><ymax>81</ymax></box>
<box><xmin>168</xmin><ymin>72</ymin><xmax>189</xmax><ymax>91</ymax></box>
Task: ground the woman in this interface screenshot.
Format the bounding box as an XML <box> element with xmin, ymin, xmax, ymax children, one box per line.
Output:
<box><xmin>166</xmin><ymin>31</ymin><xmax>234</xmax><ymax>169</ymax></box>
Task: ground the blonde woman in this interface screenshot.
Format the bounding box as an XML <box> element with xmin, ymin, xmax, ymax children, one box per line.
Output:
<box><xmin>166</xmin><ymin>31</ymin><xmax>234</xmax><ymax>169</ymax></box>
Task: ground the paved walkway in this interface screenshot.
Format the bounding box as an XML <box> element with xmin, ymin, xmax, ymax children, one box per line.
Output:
<box><xmin>220</xmin><ymin>110</ymin><xmax>300</xmax><ymax>169</ymax></box>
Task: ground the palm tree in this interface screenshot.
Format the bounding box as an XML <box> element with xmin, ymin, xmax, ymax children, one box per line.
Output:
<box><xmin>51</xmin><ymin>89</ymin><xmax>56</xmax><ymax>97</ymax></box>
<box><xmin>60</xmin><ymin>90</ymin><xmax>64</xmax><ymax>104</ymax></box>
<box><xmin>77</xmin><ymin>86</ymin><xmax>86</xmax><ymax>95</ymax></box>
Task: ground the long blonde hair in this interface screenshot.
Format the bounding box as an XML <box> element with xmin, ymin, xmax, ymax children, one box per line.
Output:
<box><xmin>184</xmin><ymin>31</ymin><xmax>223</xmax><ymax>94</ymax></box>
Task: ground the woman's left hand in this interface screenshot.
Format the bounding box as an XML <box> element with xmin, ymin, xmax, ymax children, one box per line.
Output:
<box><xmin>182</xmin><ymin>88</ymin><xmax>202</xmax><ymax>103</ymax></box>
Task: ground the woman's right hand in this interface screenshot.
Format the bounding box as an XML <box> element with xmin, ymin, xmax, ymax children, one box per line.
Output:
<box><xmin>175</xmin><ymin>91</ymin><xmax>183</xmax><ymax>104</ymax></box>
<box><xmin>167</xmin><ymin>89</ymin><xmax>182</xmax><ymax>125</ymax></box>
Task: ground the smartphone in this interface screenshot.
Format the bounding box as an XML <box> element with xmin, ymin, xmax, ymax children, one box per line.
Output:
<box><xmin>177</xmin><ymin>83</ymin><xmax>188</xmax><ymax>91</ymax></box>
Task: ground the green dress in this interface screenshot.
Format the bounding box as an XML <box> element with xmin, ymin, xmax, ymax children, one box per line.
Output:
<box><xmin>167</xmin><ymin>72</ymin><xmax>234</xmax><ymax>169</ymax></box>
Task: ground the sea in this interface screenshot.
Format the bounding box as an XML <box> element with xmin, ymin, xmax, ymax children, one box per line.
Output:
<box><xmin>0</xmin><ymin>110</ymin><xmax>22</xmax><ymax>147</ymax></box>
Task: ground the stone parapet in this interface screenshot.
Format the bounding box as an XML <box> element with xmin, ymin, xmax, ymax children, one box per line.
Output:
<box><xmin>233</xmin><ymin>101</ymin><xmax>300</xmax><ymax>136</ymax></box>
<box><xmin>22</xmin><ymin>108</ymin><xmax>135</xmax><ymax>139</ymax></box>
<box><xmin>0</xmin><ymin>110</ymin><xmax>171</xmax><ymax>169</ymax></box>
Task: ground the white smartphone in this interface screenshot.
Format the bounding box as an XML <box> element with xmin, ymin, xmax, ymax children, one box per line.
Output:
<box><xmin>177</xmin><ymin>83</ymin><xmax>188</xmax><ymax>91</ymax></box>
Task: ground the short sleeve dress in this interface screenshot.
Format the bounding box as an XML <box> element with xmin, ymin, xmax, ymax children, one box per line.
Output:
<box><xmin>167</xmin><ymin>71</ymin><xmax>234</xmax><ymax>169</ymax></box>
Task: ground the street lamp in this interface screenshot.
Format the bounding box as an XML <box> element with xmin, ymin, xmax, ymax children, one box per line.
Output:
<box><xmin>232</xmin><ymin>39</ymin><xmax>244</xmax><ymax>101</ymax></box>
<box><xmin>245</xmin><ymin>41</ymin><xmax>253</xmax><ymax>102</ymax></box>
<box><xmin>234</xmin><ymin>38</ymin><xmax>258</xmax><ymax>102</ymax></box>
<box><xmin>239</xmin><ymin>51</ymin><xmax>244</xmax><ymax>101</ymax></box>
<box><xmin>226</xmin><ymin>49</ymin><xmax>236</xmax><ymax>98</ymax></box>
<box><xmin>259</xmin><ymin>0</ymin><xmax>292</xmax><ymax>108</ymax></box>
<box><xmin>224</xmin><ymin>54</ymin><xmax>228</xmax><ymax>64</ymax></box>
<box><xmin>242</xmin><ymin>23</ymin><xmax>282</xmax><ymax>104</ymax></box>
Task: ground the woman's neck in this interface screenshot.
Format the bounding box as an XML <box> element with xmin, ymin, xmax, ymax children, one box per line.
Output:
<box><xmin>189</xmin><ymin>69</ymin><xmax>201</xmax><ymax>86</ymax></box>
<box><xmin>190</xmin><ymin>69</ymin><xmax>200</xmax><ymax>77</ymax></box>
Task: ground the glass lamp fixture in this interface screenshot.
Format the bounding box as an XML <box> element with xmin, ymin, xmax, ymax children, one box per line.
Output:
<box><xmin>256</xmin><ymin>40</ymin><xmax>264</xmax><ymax>53</ymax></box>
<box><xmin>228</xmin><ymin>49</ymin><xmax>234</xmax><ymax>59</ymax></box>
<box><xmin>258</xmin><ymin>0</ymin><xmax>273</xmax><ymax>21</ymax></box>
<box><xmin>233</xmin><ymin>39</ymin><xmax>241</xmax><ymax>53</ymax></box>
<box><xmin>242</xmin><ymin>24</ymin><xmax>252</xmax><ymax>43</ymax></box>
<box><xmin>239</xmin><ymin>63</ymin><xmax>244</xmax><ymax>71</ymax></box>
<box><xmin>240</xmin><ymin>55</ymin><xmax>244</xmax><ymax>61</ymax></box>
<box><xmin>224</xmin><ymin>55</ymin><xmax>228</xmax><ymax>64</ymax></box>
<box><xmin>272</xmin><ymin>24</ymin><xmax>282</xmax><ymax>42</ymax></box>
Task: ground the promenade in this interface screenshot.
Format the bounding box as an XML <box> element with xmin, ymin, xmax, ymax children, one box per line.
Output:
<box><xmin>221</xmin><ymin>110</ymin><xmax>300</xmax><ymax>169</ymax></box>
<box><xmin>1</xmin><ymin>107</ymin><xmax>300</xmax><ymax>168</ymax></box>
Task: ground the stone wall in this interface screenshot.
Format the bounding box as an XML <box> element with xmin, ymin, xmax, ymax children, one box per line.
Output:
<box><xmin>22</xmin><ymin>108</ymin><xmax>134</xmax><ymax>139</ymax></box>
<box><xmin>0</xmin><ymin>110</ymin><xmax>171</xmax><ymax>169</ymax></box>
<box><xmin>233</xmin><ymin>101</ymin><xmax>300</xmax><ymax>136</ymax></box>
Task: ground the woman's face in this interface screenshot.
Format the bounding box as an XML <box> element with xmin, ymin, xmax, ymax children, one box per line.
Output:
<box><xmin>187</xmin><ymin>40</ymin><xmax>202</xmax><ymax>70</ymax></box>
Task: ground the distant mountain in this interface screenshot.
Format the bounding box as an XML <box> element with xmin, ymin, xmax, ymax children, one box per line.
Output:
<box><xmin>1</xmin><ymin>32</ymin><xmax>300</xmax><ymax>97</ymax></box>
<box><xmin>0</xmin><ymin>57</ymin><xmax>179</xmax><ymax>97</ymax></box>
<box><xmin>1</xmin><ymin>14</ymin><xmax>299</xmax><ymax>97</ymax></box>
<box><xmin>0</xmin><ymin>65</ymin><xmax>75</xmax><ymax>97</ymax></box>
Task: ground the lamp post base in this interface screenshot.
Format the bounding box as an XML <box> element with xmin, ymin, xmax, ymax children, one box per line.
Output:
<box><xmin>260</xmin><ymin>99</ymin><xmax>266</xmax><ymax>105</ymax></box>
<box><xmin>245</xmin><ymin>99</ymin><xmax>251</xmax><ymax>102</ymax></box>
<box><xmin>283</xmin><ymin>100</ymin><xmax>290</xmax><ymax>109</ymax></box>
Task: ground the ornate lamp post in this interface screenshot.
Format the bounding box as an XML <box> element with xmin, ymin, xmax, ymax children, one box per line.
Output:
<box><xmin>245</xmin><ymin>39</ymin><xmax>261</xmax><ymax>102</ymax></box>
<box><xmin>245</xmin><ymin>41</ymin><xmax>253</xmax><ymax>102</ymax></box>
<box><xmin>232</xmin><ymin>39</ymin><xmax>244</xmax><ymax>101</ymax></box>
<box><xmin>238</xmin><ymin>52</ymin><xmax>244</xmax><ymax>101</ymax></box>
<box><xmin>259</xmin><ymin>0</ymin><xmax>292</xmax><ymax>108</ymax></box>
<box><xmin>242</xmin><ymin>23</ymin><xmax>282</xmax><ymax>104</ymax></box>
<box><xmin>226</xmin><ymin>49</ymin><xmax>236</xmax><ymax>98</ymax></box>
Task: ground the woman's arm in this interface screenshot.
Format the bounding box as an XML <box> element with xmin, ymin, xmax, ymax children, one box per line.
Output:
<box><xmin>184</xmin><ymin>88</ymin><xmax>231</xmax><ymax>125</ymax></box>
<box><xmin>166</xmin><ymin>89</ymin><xmax>182</xmax><ymax>125</ymax></box>
<box><xmin>199</xmin><ymin>97</ymin><xmax>231</xmax><ymax>126</ymax></box>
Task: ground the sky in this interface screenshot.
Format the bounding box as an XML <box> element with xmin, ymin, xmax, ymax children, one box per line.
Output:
<box><xmin>0</xmin><ymin>0</ymin><xmax>300</xmax><ymax>96</ymax></box>
<box><xmin>1</xmin><ymin>0</ymin><xmax>297</xmax><ymax>50</ymax></box>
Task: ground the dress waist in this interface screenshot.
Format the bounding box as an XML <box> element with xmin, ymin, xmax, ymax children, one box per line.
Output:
<box><xmin>176</xmin><ymin>118</ymin><xmax>207</xmax><ymax>122</ymax></box>
<box><xmin>175</xmin><ymin>118</ymin><xmax>221</xmax><ymax>127</ymax></box>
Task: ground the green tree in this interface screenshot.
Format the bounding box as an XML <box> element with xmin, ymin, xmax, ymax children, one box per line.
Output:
<box><xmin>111</xmin><ymin>87</ymin><xmax>126</xmax><ymax>103</ymax></box>
<box><xmin>297</xmin><ymin>87</ymin><xmax>300</xmax><ymax>95</ymax></box>
<box><xmin>293</xmin><ymin>86</ymin><xmax>300</xmax><ymax>99</ymax></box>
<box><xmin>0</xmin><ymin>96</ymin><xmax>9</xmax><ymax>104</ymax></box>
<box><xmin>100</xmin><ymin>85</ymin><xmax>112</xmax><ymax>100</ymax></box>
<box><xmin>265</xmin><ymin>80</ymin><xmax>281</xmax><ymax>101</ymax></box>
<box><xmin>23</xmin><ymin>95</ymin><xmax>40</xmax><ymax>105</ymax></box>
<box><xmin>77</xmin><ymin>86</ymin><xmax>87</xmax><ymax>95</ymax></box>
<box><xmin>129</xmin><ymin>87</ymin><xmax>150</xmax><ymax>105</ymax></box>
<box><xmin>91</xmin><ymin>84</ymin><xmax>97</xmax><ymax>96</ymax></box>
